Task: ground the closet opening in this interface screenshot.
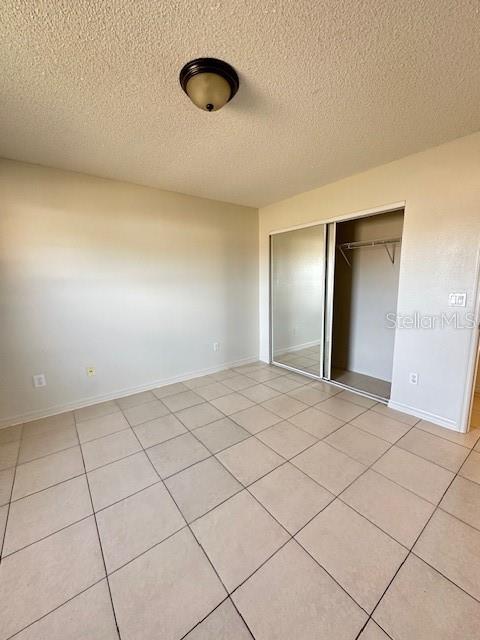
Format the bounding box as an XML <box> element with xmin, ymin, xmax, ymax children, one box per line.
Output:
<box><xmin>325</xmin><ymin>208</ymin><xmax>404</xmax><ymax>401</ymax></box>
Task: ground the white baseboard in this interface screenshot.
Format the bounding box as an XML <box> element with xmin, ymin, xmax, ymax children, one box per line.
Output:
<box><xmin>388</xmin><ymin>400</ymin><xmax>462</xmax><ymax>433</ymax></box>
<box><xmin>0</xmin><ymin>355</ymin><xmax>259</xmax><ymax>429</ymax></box>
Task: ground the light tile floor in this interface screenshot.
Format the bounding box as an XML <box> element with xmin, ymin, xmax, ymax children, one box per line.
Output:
<box><xmin>1</xmin><ymin>361</ymin><xmax>480</xmax><ymax>639</ymax></box>
<box><xmin>274</xmin><ymin>344</ymin><xmax>321</xmax><ymax>376</ymax></box>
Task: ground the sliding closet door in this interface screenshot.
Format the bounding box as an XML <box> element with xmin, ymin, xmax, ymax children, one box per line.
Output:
<box><xmin>323</xmin><ymin>222</ymin><xmax>336</xmax><ymax>380</ymax></box>
<box><xmin>270</xmin><ymin>224</ymin><xmax>326</xmax><ymax>377</ymax></box>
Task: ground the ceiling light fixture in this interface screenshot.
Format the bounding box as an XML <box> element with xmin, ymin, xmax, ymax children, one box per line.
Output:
<box><xmin>179</xmin><ymin>58</ymin><xmax>239</xmax><ymax>112</ymax></box>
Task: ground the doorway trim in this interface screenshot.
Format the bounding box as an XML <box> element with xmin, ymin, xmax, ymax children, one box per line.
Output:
<box><xmin>460</xmin><ymin>247</ymin><xmax>480</xmax><ymax>432</ymax></box>
<box><xmin>268</xmin><ymin>201</ymin><xmax>406</xmax><ymax>237</ymax></box>
<box><xmin>268</xmin><ymin>201</ymin><xmax>406</xmax><ymax>400</ymax></box>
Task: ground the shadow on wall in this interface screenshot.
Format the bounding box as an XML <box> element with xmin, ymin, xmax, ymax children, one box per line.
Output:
<box><xmin>0</xmin><ymin>160</ymin><xmax>258</xmax><ymax>423</ymax></box>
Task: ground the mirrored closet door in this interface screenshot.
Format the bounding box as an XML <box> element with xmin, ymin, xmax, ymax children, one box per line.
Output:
<box><xmin>270</xmin><ymin>208</ymin><xmax>404</xmax><ymax>401</ymax></box>
<box><xmin>270</xmin><ymin>224</ymin><xmax>326</xmax><ymax>377</ymax></box>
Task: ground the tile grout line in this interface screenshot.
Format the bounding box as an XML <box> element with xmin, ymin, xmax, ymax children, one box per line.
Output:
<box><xmin>1</xmin><ymin>427</ymin><xmax>108</xmax><ymax>640</ymax></box>
<box><xmin>8</xmin><ymin>470</ymin><xmax>87</xmax><ymax>504</ymax></box>
<box><xmin>311</xmin><ymin>420</ymin><xmax>419</xmax><ymax>511</ymax></box>
<box><xmin>415</xmin><ymin>420</ymin><xmax>480</xmax><ymax>449</ymax></box>
<box><xmin>65</xmin><ymin>392</ymin><xmax>337</xmax><ymax>588</ymax></box>
<box><xmin>122</xmin><ymin>367</ymin><xmax>299</xmax><ymax>639</ymax></box>
<box><xmin>168</xmin><ymin>392</ymin><xmax>454</xmax><ymax>566</ymax></box>
<box><xmin>81</xmin><ymin>391</ymin><xmax>313</xmax><ymax>483</ymax></box>
<box><xmin>2</xmin><ymin>373</ymin><xmax>357</xmax><ymax>475</ymax></box>
<box><xmin>0</xmin><ymin>393</ymin><xmax>418</xmax><ymax>628</ymax></box>
<box><xmin>2</xmin><ymin>366</ymin><xmax>479</xmax><ymax>638</ymax></box>
<box><xmin>4</xmin><ymin>379</ymin><xmax>471</xmax><ymax>535</ymax></box>
<box><xmin>85</xmin><ymin>381</ymin><xmax>469</xmax><ymax>563</ymax></box>
<box><xmin>3</xmin><ymin>390</ymin><xmax>480</xmax><ymax>640</ymax></box>
<box><xmin>177</xmin><ymin>595</ymin><xmax>255</xmax><ymax>640</ymax></box>
<box><xmin>3</xmin><ymin>441</ymin><xmax>80</xmax><ymax>471</ymax></box>
<box><xmin>274</xmin><ymin>416</ymin><xmax>424</xmax><ymax>626</ymax></box>
<box><xmin>5</xmin><ymin>577</ymin><xmax>108</xmax><ymax>640</ymax></box>
<box><xmin>356</xmin><ymin>438</ymin><xmax>480</xmax><ymax>636</ymax></box>
<box><xmin>4</xmin><ymin>376</ymin><xmax>317</xmax><ymax>568</ymax></box>
<box><xmin>399</xmin><ymin>423</ymin><xmax>474</xmax><ymax>451</ymax></box>
<box><xmin>174</xmin><ymin>405</ymin><xmax>378</xmax><ymax>625</ymax></box>
<box><xmin>272</xmin><ymin>407</ymin><xmax>466</xmax><ymax>600</ymax></box>
<box><xmin>92</xmin><ymin>477</ymin><xmax>161</xmax><ymax>516</ymax></box>
<box><xmin>279</xmin><ymin>405</ymin><xmax>477</xmax><ymax>521</ymax></box>
<box><xmin>393</xmin><ymin>440</ymin><xmax>471</xmax><ymax>473</ymax></box>
<box><xmin>5</xmin><ymin>416</ymin><xmax>478</xmax><ymax>590</ymax></box>
<box><xmin>97</xmin><ymin>378</ymin><xmax>335</xmax><ymax>569</ymax></box>
<box><xmin>105</xmin><ymin>523</ymin><xmax>189</xmax><ymax>577</ymax></box>
<box><xmin>124</xmin><ymin>410</ymin><xmax>258</xmax><ymax>640</ymax></box>
<box><xmin>355</xmin><ymin>618</ymin><xmax>395</xmax><ymax>640</ymax></box>
<box><xmin>0</xmin><ymin>424</ymin><xmax>24</xmax><ymax>563</ymax></box>
<box><xmin>1</xmin><ymin>511</ymin><xmax>93</xmax><ymax>561</ymax></box>
<box><xmin>369</xmin><ymin>465</ymin><xmax>447</xmax><ymax>507</ymax></box>
<box><xmin>436</xmin><ymin>501</ymin><xmax>480</xmax><ymax>535</ymax></box>
<box><xmin>72</xmin><ymin>413</ymin><xmax>123</xmax><ymax>640</ymax></box>
<box><xmin>409</xmin><ymin>551</ymin><xmax>480</xmax><ymax>605</ymax></box>
<box><xmin>5</xmin><ymin>475</ymin><xmax>217</xmax><ymax>565</ymax></box>
<box><xmin>12</xmin><ymin>441</ymin><xmax>79</xmax><ymax>468</ymax></box>
<box><xmin>333</xmin><ymin>495</ymin><xmax>412</xmax><ymax>553</ymax></box>
<box><xmin>5</xmin><ymin>370</ymin><xmax>384</xmax><ymax>472</ymax></box>
<box><xmin>272</xmin><ymin>410</ymin><xmax>480</xmax><ymax>630</ymax></box>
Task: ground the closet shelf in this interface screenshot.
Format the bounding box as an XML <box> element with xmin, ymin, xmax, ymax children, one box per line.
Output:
<box><xmin>337</xmin><ymin>237</ymin><xmax>401</xmax><ymax>267</ymax></box>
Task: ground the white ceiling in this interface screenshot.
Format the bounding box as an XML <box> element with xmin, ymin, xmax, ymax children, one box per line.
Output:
<box><xmin>1</xmin><ymin>1</ymin><xmax>479</xmax><ymax>208</ymax></box>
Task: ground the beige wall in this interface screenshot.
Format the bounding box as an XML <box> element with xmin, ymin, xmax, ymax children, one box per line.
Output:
<box><xmin>2</xmin><ymin>132</ymin><xmax>479</xmax><ymax>431</ymax></box>
<box><xmin>0</xmin><ymin>160</ymin><xmax>258</xmax><ymax>426</ymax></box>
<box><xmin>259</xmin><ymin>132</ymin><xmax>480</xmax><ymax>431</ymax></box>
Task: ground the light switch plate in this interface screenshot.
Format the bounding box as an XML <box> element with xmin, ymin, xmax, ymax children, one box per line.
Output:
<box><xmin>448</xmin><ymin>292</ymin><xmax>467</xmax><ymax>307</ymax></box>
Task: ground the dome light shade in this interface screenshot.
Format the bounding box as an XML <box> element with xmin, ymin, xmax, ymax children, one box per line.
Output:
<box><xmin>180</xmin><ymin>58</ymin><xmax>239</xmax><ymax>112</ymax></box>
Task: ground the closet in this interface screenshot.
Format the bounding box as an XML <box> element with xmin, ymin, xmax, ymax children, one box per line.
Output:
<box><xmin>270</xmin><ymin>208</ymin><xmax>404</xmax><ymax>401</ymax></box>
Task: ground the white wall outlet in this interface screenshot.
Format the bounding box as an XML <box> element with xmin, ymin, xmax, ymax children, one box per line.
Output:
<box><xmin>448</xmin><ymin>292</ymin><xmax>467</xmax><ymax>307</ymax></box>
<box><xmin>86</xmin><ymin>366</ymin><xmax>96</xmax><ymax>377</ymax></box>
<box><xmin>33</xmin><ymin>373</ymin><xmax>47</xmax><ymax>388</ymax></box>
<box><xmin>409</xmin><ymin>372</ymin><xmax>418</xmax><ymax>385</ymax></box>
<box><xmin>213</xmin><ymin>342</ymin><xmax>220</xmax><ymax>352</ymax></box>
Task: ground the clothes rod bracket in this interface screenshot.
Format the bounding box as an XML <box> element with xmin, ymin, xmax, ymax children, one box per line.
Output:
<box><xmin>337</xmin><ymin>237</ymin><xmax>401</xmax><ymax>267</ymax></box>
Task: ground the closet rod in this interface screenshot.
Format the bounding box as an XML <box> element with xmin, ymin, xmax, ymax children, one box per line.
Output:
<box><xmin>337</xmin><ymin>237</ymin><xmax>401</xmax><ymax>267</ymax></box>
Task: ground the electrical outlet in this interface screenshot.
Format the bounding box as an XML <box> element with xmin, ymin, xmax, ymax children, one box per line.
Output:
<box><xmin>409</xmin><ymin>372</ymin><xmax>418</xmax><ymax>385</ymax></box>
<box><xmin>33</xmin><ymin>374</ymin><xmax>47</xmax><ymax>388</ymax></box>
<box><xmin>213</xmin><ymin>342</ymin><xmax>220</xmax><ymax>352</ymax></box>
<box><xmin>86</xmin><ymin>367</ymin><xmax>96</xmax><ymax>377</ymax></box>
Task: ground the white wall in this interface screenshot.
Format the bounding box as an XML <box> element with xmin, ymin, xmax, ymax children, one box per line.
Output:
<box><xmin>0</xmin><ymin>160</ymin><xmax>258</xmax><ymax>426</ymax></box>
<box><xmin>259</xmin><ymin>132</ymin><xmax>480</xmax><ymax>431</ymax></box>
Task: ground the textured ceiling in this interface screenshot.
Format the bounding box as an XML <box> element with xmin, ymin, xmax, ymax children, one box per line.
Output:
<box><xmin>1</xmin><ymin>1</ymin><xmax>479</xmax><ymax>207</ymax></box>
